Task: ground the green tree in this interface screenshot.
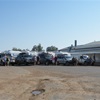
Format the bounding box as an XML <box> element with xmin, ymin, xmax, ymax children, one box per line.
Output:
<box><xmin>46</xmin><ymin>46</ymin><xmax>58</xmax><ymax>52</ymax></box>
<box><xmin>26</xmin><ymin>49</ymin><xmax>30</xmax><ymax>51</ymax></box>
<box><xmin>32</xmin><ymin>44</ymin><xmax>43</xmax><ymax>52</ymax></box>
<box><xmin>12</xmin><ymin>47</ymin><xmax>18</xmax><ymax>51</ymax></box>
<box><xmin>37</xmin><ymin>44</ymin><xmax>43</xmax><ymax>52</ymax></box>
<box><xmin>17</xmin><ymin>48</ymin><xmax>22</xmax><ymax>51</ymax></box>
<box><xmin>12</xmin><ymin>47</ymin><xmax>22</xmax><ymax>51</ymax></box>
<box><xmin>31</xmin><ymin>45</ymin><xmax>38</xmax><ymax>51</ymax></box>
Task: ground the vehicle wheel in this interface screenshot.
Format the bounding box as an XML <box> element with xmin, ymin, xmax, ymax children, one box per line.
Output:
<box><xmin>25</xmin><ymin>63</ymin><xmax>28</xmax><ymax>66</ymax></box>
<box><xmin>74</xmin><ymin>61</ymin><xmax>78</xmax><ymax>66</ymax></box>
<box><xmin>11</xmin><ymin>63</ymin><xmax>14</xmax><ymax>66</ymax></box>
<box><xmin>56</xmin><ymin>61</ymin><xmax>59</xmax><ymax>65</ymax></box>
<box><xmin>33</xmin><ymin>62</ymin><xmax>34</xmax><ymax>65</ymax></box>
<box><xmin>65</xmin><ymin>62</ymin><xmax>69</xmax><ymax>66</ymax></box>
<box><xmin>84</xmin><ymin>61</ymin><xmax>87</xmax><ymax>66</ymax></box>
<box><xmin>24</xmin><ymin>61</ymin><xmax>28</xmax><ymax>65</ymax></box>
<box><xmin>16</xmin><ymin>61</ymin><xmax>20</xmax><ymax>66</ymax></box>
<box><xmin>45</xmin><ymin>61</ymin><xmax>49</xmax><ymax>65</ymax></box>
<box><xmin>17</xmin><ymin>63</ymin><xmax>20</xmax><ymax>66</ymax></box>
<box><xmin>91</xmin><ymin>61</ymin><xmax>95</xmax><ymax>66</ymax></box>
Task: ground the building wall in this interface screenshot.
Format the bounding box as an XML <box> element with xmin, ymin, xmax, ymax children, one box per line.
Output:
<box><xmin>59</xmin><ymin>42</ymin><xmax>100</xmax><ymax>65</ymax></box>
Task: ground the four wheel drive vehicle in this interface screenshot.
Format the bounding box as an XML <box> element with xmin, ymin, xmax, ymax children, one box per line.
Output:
<box><xmin>38</xmin><ymin>53</ymin><xmax>53</xmax><ymax>65</ymax></box>
<box><xmin>0</xmin><ymin>53</ymin><xmax>19</xmax><ymax>66</ymax></box>
<box><xmin>56</xmin><ymin>54</ymin><xmax>73</xmax><ymax>65</ymax></box>
<box><xmin>0</xmin><ymin>53</ymin><xmax>11</xmax><ymax>65</ymax></box>
<box><xmin>78</xmin><ymin>55</ymin><xmax>94</xmax><ymax>65</ymax></box>
<box><xmin>15</xmin><ymin>54</ymin><xmax>35</xmax><ymax>65</ymax></box>
<box><xmin>10</xmin><ymin>55</ymin><xmax>19</xmax><ymax>66</ymax></box>
<box><xmin>0</xmin><ymin>53</ymin><xmax>5</xmax><ymax>65</ymax></box>
<box><xmin>0</xmin><ymin>52</ymin><xmax>95</xmax><ymax>66</ymax></box>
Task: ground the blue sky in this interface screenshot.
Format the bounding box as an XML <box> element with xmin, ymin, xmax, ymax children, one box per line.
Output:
<box><xmin>0</xmin><ymin>0</ymin><xmax>100</xmax><ymax>51</ymax></box>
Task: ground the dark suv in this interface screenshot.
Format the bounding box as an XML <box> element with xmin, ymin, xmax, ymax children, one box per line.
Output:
<box><xmin>15</xmin><ymin>53</ymin><xmax>35</xmax><ymax>65</ymax></box>
<box><xmin>37</xmin><ymin>53</ymin><xmax>53</xmax><ymax>65</ymax></box>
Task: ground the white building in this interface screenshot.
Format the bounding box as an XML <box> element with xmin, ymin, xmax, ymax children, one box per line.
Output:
<box><xmin>59</xmin><ymin>41</ymin><xmax>100</xmax><ymax>65</ymax></box>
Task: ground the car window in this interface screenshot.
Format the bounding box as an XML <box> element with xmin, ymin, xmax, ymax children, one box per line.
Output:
<box><xmin>39</xmin><ymin>54</ymin><xmax>44</xmax><ymax>58</ymax></box>
<box><xmin>66</xmin><ymin>56</ymin><xmax>72</xmax><ymax>59</ymax></box>
<box><xmin>80</xmin><ymin>56</ymin><xmax>83</xmax><ymax>59</ymax></box>
<box><xmin>63</xmin><ymin>54</ymin><xmax>71</xmax><ymax>58</ymax></box>
<box><xmin>83</xmin><ymin>56</ymin><xmax>89</xmax><ymax>59</ymax></box>
<box><xmin>45</xmin><ymin>54</ymin><xmax>52</xmax><ymax>58</ymax></box>
<box><xmin>23</xmin><ymin>55</ymin><xmax>32</xmax><ymax>57</ymax></box>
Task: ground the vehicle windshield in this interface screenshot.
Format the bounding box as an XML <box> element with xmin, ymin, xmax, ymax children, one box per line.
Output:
<box><xmin>83</xmin><ymin>55</ymin><xmax>89</xmax><ymax>60</ymax></box>
<box><xmin>45</xmin><ymin>54</ymin><xmax>52</xmax><ymax>59</ymax></box>
<box><xmin>0</xmin><ymin>53</ymin><xmax>11</xmax><ymax>58</ymax></box>
<box><xmin>66</xmin><ymin>56</ymin><xmax>72</xmax><ymax>59</ymax></box>
<box><xmin>24</xmin><ymin>55</ymin><xmax>33</xmax><ymax>58</ymax></box>
<box><xmin>64</xmin><ymin>54</ymin><xmax>72</xmax><ymax>58</ymax></box>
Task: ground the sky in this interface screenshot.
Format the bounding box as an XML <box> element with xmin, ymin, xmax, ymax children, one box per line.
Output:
<box><xmin>0</xmin><ymin>0</ymin><xmax>100</xmax><ymax>51</ymax></box>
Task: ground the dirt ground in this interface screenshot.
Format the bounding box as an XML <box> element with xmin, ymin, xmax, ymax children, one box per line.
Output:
<box><xmin>0</xmin><ymin>66</ymin><xmax>100</xmax><ymax>100</ymax></box>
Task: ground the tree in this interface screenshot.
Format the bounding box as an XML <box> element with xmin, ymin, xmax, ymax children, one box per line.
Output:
<box><xmin>31</xmin><ymin>44</ymin><xmax>43</xmax><ymax>52</ymax></box>
<box><xmin>37</xmin><ymin>44</ymin><xmax>43</xmax><ymax>52</ymax></box>
<box><xmin>12</xmin><ymin>48</ymin><xmax>30</xmax><ymax>51</ymax></box>
<box><xmin>46</xmin><ymin>46</ymin><xmax>58</xmax><ymax>52</ymax></box>
<box><xmin>12</xmin><ymin>47</ymin><xmax>22</xmax><ymax>51</ymax></box>
<box><xmin>31</xmin><ymin>45</ymin><xmax>38</xmax><ymax>51</ymax></box>
<box><xmin>12</xmin><ymin>47</ymin><xmax>17</xmax><ymax>51</ymax></box>
<box><xmin>26</xmin><ymin>49</ymin><xmax>30</xmax><ymax>51</ymax></box>
<box><xmin>17</xmin><ymin>48</ymin><xmax>22</xmax><ymax>51</ymax></box>
<box><xmin>22</xmin><ymin>49</ymin><xmax>26</xmax><ymax>51</ymax></box>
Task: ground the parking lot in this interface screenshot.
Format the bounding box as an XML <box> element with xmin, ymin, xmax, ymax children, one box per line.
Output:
<box><xmin>0</xmin><ymin>65</ymin><xmax>100</xmax><ymax>100</ymax></box>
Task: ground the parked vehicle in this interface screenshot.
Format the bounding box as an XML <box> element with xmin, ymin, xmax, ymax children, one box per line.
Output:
<box><xmin>0</xmin><ymin>53</ymin><xmax>5</xmax><ymax>65</ymax></box>
<box><xmin>37</xmin><ymin>53</ymin><xmax>53</xmax><ymax>65</ymax></box>
<box><xmin>78</xmin><ymin>55</ymin><xmax>94</xmax><ymax>65</ymax></box>
<box><xmin>56</xmin><ymin>54</ymin><xmax>73</xmax><ymax>65</ymax></box>
<box><xmin>10</xmin><ymin>56</ymin><xmax>17</xmax><ymax>66</ymax></box>
<box><xmin>0</xmin><ymin>51</ymin><xmax>21</xmax><ymax>66</ymax></box>
<box><xmin>15</xmin><ymin>53</ymin><xmax>35</xmax><ymax>65</ymax></box>
<box><xmin>0</xmin><ymin>53</ymin><xmax>11</xmax><ymax>66</ymax></box>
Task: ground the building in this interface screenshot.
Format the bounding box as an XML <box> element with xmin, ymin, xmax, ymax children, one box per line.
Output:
<box><xmin>59</xmin><ymin>41</ymin><xmax>100</xmax><ymax>65</ymax></box>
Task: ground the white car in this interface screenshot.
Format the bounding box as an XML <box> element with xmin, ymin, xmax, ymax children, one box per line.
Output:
<box><xmin>56</xmin><ymin>54</ymin><xmax>72</xmax><ymax>65</ymax></box>
<box><xmin>78</xmin><ymin>55</ymin><xmax>93</xmax><ymax>65</ymax></box>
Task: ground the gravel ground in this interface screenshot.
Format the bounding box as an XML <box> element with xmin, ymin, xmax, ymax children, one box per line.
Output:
<box><xmin>0</xmin><ymin>65</ymin><xmax>100</xmax><ymax>100</ymax></box>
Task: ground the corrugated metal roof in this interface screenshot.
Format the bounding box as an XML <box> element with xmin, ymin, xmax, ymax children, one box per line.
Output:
<box><xmin>71</xmin><ymin>51</ymin><xmax>100</xmax><ymax>55</ymax></box>
<box><xmin>73</xmin><ymin>41</ymin><xmax>100</xmax><ymax>49</ymax></box>
<box><xmin>59</xmin><ymin>41</ymin><xmax>100</xmax><ymax>53</ymax></box>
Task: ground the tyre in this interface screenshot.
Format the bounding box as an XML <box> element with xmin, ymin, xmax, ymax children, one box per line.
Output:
<box><xmin>84</xmin><ymin>61</ymin><xmax>87</xmax><ymax>66</ymax></box>
<box><xmin>11</xmin><ymin>63</ymin><xmax>15</xmax><ymax>66</ymax></box>
<box><xmin>25</xmin><ymin>62</ymin><xmax>28</xmax><ymax>65</ymax></box>
<box><xmin>56</xmin><ymin>61</ymin><xmax>59</xmax><ymax>65</ymax></box>
<box><xmin>45</xmin><ymin>61</ymin><xmax>49</xmax><ymax>65</ymax></box>
<box><xmin>32</xmin><ymin>62</ymin><xmax>34</xmax><ymax>65</ymax></box>
<box><xmin>91</xmin><ymin>61</ymin><xmax>95</xmax><ymax>66</ymax></box>
<box><xmin>66</xmin><ymin>62</ymin><xmax>69</xmax><ymax>66</ymax></box>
